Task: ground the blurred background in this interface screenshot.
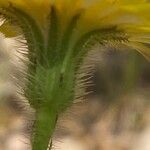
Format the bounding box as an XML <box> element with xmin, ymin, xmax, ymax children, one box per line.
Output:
<box><xmin>0</xmin><ymin>35</ymin><xmax>150</xmax><ymax>150</ymax></box>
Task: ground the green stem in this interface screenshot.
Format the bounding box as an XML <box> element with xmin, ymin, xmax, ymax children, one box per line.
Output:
<box><xmin>30</xmin><ymin>60</ymin><xmax>75</xmax><ymax>150</ymax></box>
<box><xmin>32</xmin><ymin>108</ymin><xmax>57</xmax><ymax>150</ymax></box>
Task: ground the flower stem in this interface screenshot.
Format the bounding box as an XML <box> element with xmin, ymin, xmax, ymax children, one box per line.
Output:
<box><xmin>32</xmin><ymin>108</ymin><xmax>57</xmax><ymax>150</ymax></box>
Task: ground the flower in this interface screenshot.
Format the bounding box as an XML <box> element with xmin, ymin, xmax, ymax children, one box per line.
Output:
<box><xmin>0</xmin><ymin>1</ymin><xmax>150</xmax><ymax>149</ymax></box>
<box><xmin>0</xmin><ymin>0</ymin><xmax>149</xmax><ymax>59</ymax></box>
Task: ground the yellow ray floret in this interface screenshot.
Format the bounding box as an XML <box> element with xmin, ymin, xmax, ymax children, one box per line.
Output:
<box><xmin>0</xmin><ymin>0</ymin><xmax>149</xmax><ymax>27</ymax></box>
<box><xmin>0</xmin><ymin>0</ymin><xmax>51</xmax><ymax>24</ymax></box>
<box><xmin>0</xmin><ymin>0</ymin><xmax>149</xmax><ymax>58</ymax></box>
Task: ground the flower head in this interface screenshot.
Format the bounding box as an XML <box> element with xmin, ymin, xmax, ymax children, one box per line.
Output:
<box><xmin>0</xmin><ymin>1</ymin><xmax>150</xmax><ymax>149</ymax></box>
<box><xmin>0</xmin><ymin>0</ymin><xmax>149</xmax><ymax>59</ymax></box>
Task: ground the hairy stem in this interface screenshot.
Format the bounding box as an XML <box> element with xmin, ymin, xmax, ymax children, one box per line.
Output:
<box><xmin>29</xmin><ymin>58</ymin><xmax>75</xmax><ymax>149</ymax></box>
<box><xmin>32</xmin><ymin>108</ymin><xmax>57</xmax><ymax>150</ymax></box>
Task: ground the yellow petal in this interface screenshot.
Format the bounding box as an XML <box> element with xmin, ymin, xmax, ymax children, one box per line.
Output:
<box><xmin>0</xmin><ymin>0</ymin><xmax>51</xmax><ymax>26</ymax></box>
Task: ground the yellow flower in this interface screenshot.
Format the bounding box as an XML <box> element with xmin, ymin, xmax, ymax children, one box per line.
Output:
<box><xmin>0</xmin><ymin>0</ymin><xmax>150</xmax><ymax>61</ymax></box>
<box><xmin>0</xmin><ymin>0</ymin><xmax>150</xmax><ymax>59</ymax></box>
<box><xmin>1</xmin><ymin>1</ymin><xmax>149</xmax><ymax>149</ymax></box>
<box><xmin>0</xmin><ymin>0</ymin><xmax>149</xmax><ymax>27</ymax></box>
